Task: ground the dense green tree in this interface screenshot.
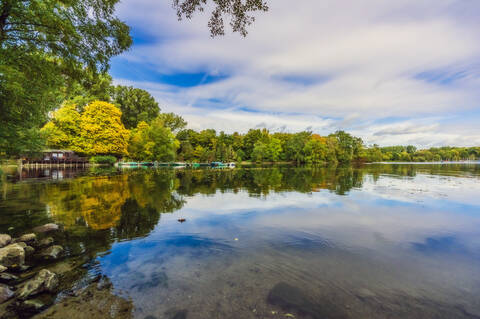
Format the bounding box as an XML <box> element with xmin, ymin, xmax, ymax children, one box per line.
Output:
<box><xmin>329</xmin><ymin>131</ymin><xmax>363</xmax><ymax>164</ymax></box>
<box><xmin>112</xmin><ymin>86</ymin><xmax>160</xmax><ymax>129</ymax></box>
<box><xmin>66</xmin><ymin>73</ymin><xmax>114</xmax><ymax>110</ymax></box>
<box><xmin>285</xmin><ymin>132</ymin><xmax>311</xmax><ymax>163</ymax></box>
<box><xmin>242</xmin><ymin>129</ymin><xmax>263</xmax><ymax>160</ymax></box>
<box><xmin>0</xmin><ymin>0</ymin><xmax>132</xmax><ymax>156</ymax></box>
<box><xmin>158</xmin><ymin>112</ymin><xmax>187</xmax><ymax>133</ymax></box>
<box><xmin>128</xmin><ymin>118</ymin><xmax>179</xmax><ymax>162</ymax></box>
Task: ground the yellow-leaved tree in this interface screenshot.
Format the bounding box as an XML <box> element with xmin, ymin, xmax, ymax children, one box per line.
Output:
<box><xmin>41</xmin><ymin>102</ymin><xmax>81</xmax><ymax>149</ymax></box>
<box><xmin>77</xmin><ymin>101</ymin><xmax>130</xmax><ymax>156</ymax></box>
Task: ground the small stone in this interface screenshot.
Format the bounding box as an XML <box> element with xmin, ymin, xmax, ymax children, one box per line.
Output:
<box><xmin>0</xmin><ymin>234</ymin><xmax>11</xmax><ymax>248</ymax></box>
<box><xmin>355</xmin><ymin>288</ymin><xmax>376</xmax><ymax>300</ymax></box>
<box><xmin>33</xmin><ymin>223</ymin><xmax>59</xmax><ymax>233</ymax></box>
<box><xmin>0</xmin><ymin>272</ymin><xmax>19</xmax><ymax>284</ymax></box>
<box><xmin>0</xmin><ymin>243</ymin><xmax>25</xmax><ymax>268</ymax></box>
<box><xmin>15</xmin><ymin>233</ymin><xmax>36</xmax><ymax>245</ymax></box>
<box><xmin>41</xmin><ymin>245</ymin><xmax>64</xmax><ymax>261</ymax></box>
<box><xmin>38</xmin><ymin>237</ymin><xmax>54</xmax><ymax>248</ymax></box>
<box><xmin>0</xmin><ymin>265</ymin><xmax>6</xmax><ymax>273</ymax></box>
<box><xmin>16</xmin><ymin>269</ymin><xmax>58</xmax><ymax>300</ymax></box>
<box><xmin>0</xmin><ymin>284</ymin><xmax>14</xmax><ymax>304</ymax></box>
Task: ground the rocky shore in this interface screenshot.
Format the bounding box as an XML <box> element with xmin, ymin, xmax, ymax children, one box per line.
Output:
<box><xmin>0</xmin><ymin>223</ymin><xmax>109</xmax><ymax>318</ymax></box>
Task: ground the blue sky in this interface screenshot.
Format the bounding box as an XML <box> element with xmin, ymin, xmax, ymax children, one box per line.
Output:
<box><xmin>111</xmin><ymin>0</ymin><xmax>480</xmax><ymax>147</ymax></box>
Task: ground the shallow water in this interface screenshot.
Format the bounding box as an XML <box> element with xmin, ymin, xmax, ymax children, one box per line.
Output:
<box><xmin>1</xmin><ymin>164</ymin><xmax>480</xmax><ymax>318</ymax></box>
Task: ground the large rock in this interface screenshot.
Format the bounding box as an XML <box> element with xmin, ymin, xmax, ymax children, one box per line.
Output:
<box><xmin>40</xmin><ymin>245</ymin><xmax>64</xmax><ymax>261</ymax></box>
<box><xmin>0</xmin><ymin>265</ymin><xmax>6</xmax><ymax>273</ymax></box>
<box><xmin>16</xmin><ymin>269</ymin><xmax>58</xmax><ymax>300</ymax></box>
<box><xmin>0</xmin><ymin>284</ymin><xmax>14</xmax><ymax>304</ymax></box>
<box><xmin>0</xmin><ymin>234</ymin><xmax>11</xmax><ymax>248</ymax></box>
<box><xmin>0</xmin><ymin>243</ymin><xmax>25</xmax><ymax>268</ymax></box>
<box><xmin>15</xmin><ymin>233</ymin><xmax>36</xmax><ymax>245</ymax></box>
<box><xmin>33</xmin><ymin>223</ymin><xmax>59</xmax><ymax>233</ymax></box>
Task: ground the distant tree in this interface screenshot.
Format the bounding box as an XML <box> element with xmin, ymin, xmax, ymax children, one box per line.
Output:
<box><xmin>112</xmin><ymin>86</ymin><xmax>160</xmax><ymax>129</ymax></box>
<box><xmin>158</xmin><ymin>112</ymin><xmax>187</xmax><ymax>133</ymax></box>
<box><xmin>303</xmin><ymin>135</ymin><xmax>329</xmax><ymax>163</ymax></box>
<box><xmin>285</xmin><ymin>132</ymin><xmax>311</xmax><ymax>163</ymax></box>
<box><xmin>128</xmin><ymin>118</ymin><xmax>179</xmax><ymax>162</ymax></box>
<box><xmin>66</xmin><ymin>73</ymin><xmax>115</xmax><ymax>110</ymax></box>
<box><xmin>242</xmin><ymin>129</ymin><xmax>263</xmax><ymax>160</ymax></box>
<box><xmin>406</xmin><ymin>145</ymin><xmax>417</xmax><ymax>154</ymax></box>
<box><xmin>329</xmin><ymin>131</ymin><xmax>361</xmax><ymax>164</ymax></box>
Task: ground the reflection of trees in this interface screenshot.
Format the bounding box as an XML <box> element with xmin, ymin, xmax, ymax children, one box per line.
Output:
<box><xmin>175</xmin><ymin>166</ymin><xmax>365</xmax><ymax>197</ymax></box>
<box><xmin>3</xmin><ymin>163</ymin><xmax>478</xmax><ymax>243</ymax></box>
<box><xmin>41</xmin><ymin>175</ymin><xmax>130</xmax><ymax>230</ymax></box>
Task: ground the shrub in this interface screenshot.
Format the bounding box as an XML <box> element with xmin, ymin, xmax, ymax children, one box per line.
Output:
<box><xmin>89</xmin><ymin>155</ymin><xmax>117</xmax><ymax>165</ymax></box>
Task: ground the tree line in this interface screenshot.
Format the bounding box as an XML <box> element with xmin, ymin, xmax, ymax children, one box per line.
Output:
<box><xmin>40</xmin><ymin>81</ymin><xmax>480</xmax><ymax>164</ymax></box>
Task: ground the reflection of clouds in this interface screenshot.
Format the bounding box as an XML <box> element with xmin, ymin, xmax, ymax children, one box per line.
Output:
<box><xmin>181</xmin><ymin>190</ymin><xmax>333</xmax><ymax>213</ymax></box>
<box><xmin>360</xmin><ymin>173</ymin><xmax>480</xmax><ymax>206</ymax></box>
<box><xmin>167</xmin><ymin>173</ymin><xmax>480</xmax><ymax>256</ymax></box>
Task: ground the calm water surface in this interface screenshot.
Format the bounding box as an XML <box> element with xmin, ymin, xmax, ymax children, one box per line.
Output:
<box><xmin>1</xmin><ymin>164</ymin><xmax>480</xmax><ymax>318</ymax></box>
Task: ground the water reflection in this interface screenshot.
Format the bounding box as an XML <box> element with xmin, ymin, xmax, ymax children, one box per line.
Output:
<box><xmin>0</xmin><ymin>164</ymin><xmax>480</xmax><ymax>318</ymax></box>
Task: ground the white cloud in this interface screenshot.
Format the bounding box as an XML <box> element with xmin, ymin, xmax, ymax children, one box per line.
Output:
<box><xmin>113</xmin><ymin>0</ymin><xmax>480</xmax><ymax>146</ymax></box>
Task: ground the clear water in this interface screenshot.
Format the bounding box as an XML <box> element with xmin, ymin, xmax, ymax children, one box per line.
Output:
<box><xmin>1</xmin><ymin>164</ymin><xmax>480</xmax><ymax>318</ymax></box>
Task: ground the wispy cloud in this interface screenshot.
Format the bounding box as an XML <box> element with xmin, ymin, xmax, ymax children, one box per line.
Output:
<box><xmin>112</xmin><ymin>0</ymin><xmax>480</xmax><ymax>147</ymax></box>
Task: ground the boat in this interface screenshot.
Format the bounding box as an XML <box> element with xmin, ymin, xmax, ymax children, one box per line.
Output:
<box><xmin>118</xmin><ymin>162</ymin><xmax>154</xmax><ymax>167</ymax></box>
<box><xmin>210</xmin><ymin>162</ymin><xmax>225</xmax><ymax>168</ymax></box>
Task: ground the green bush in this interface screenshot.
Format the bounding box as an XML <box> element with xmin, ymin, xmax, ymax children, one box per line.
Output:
<box><xmin>89</xmin><ymin>155</ymin><xmax>117</xmax><ymax>165</ymax></box>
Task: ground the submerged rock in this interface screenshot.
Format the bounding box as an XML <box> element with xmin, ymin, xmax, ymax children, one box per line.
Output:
<box><xmin>15</xmin><ymin>234</ymin><xmax>36</xmax><ymax>245</ymax></box>
<box><xmin>0</xmin><ymin>234</ymin><xmax>11</xmax><ymax>248</ymax></box>
<box><xmin>38</xmin><ymin>237</ymin><xmax>54</xmax><ymax>248</ymax></box>
<box><xmin>16</xmin><ymin>297</ymin><xmax>52</xmax><ymax>316</ymax></box>
<box><xmin>267</xmin><ymin>282</ymin><xmax>348</xmax><ymax>319</ymax></box>
<box><xmin>36</xmin><ymin>281</ymin><xmax>133</xmax><ymax>319</ymax></box>
<box><xmin>16</xmin><ymin>269</ymin><xmax>58</xmax><ymax>300</ymax></box>
<box><xmin>33</xmin><ymin>223</ymin><xmax>59</xmax><ymax>233</ymax></box>
<box><xmin>0</xmin><ymin>273</ymin><xmax>19</xmax><ymax>284</ymax></box>
<box><xmin>0</xmin><ymin>243</ymin><xmax>25</xmax><ymax>268</ymax></box>
<box><xmin>24</xmin><ymin>246</ymin><xmax>35</xmax><ymax>258</ymax></box>
<box><xmin>0</xmin><ymin>284</ymin><xmax>14</xmax><ymax>304</ymax></box>
<box><xmin>40</xmin><ymin>245</ymin><xmax>64</xmax><ymax>261</ymax></box>
<box><xmin>0</xmin><ymin>265</ymin><xmax>6</xmax><ymax>273</ymax></box>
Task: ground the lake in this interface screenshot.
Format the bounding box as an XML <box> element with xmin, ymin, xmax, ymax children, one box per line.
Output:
<box><xmin>1</xmin><ymin>164</ymin><xmax>480</xmax><ymax>319</ymax></box>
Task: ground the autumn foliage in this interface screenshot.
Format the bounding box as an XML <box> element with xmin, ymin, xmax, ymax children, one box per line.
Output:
<box><xmin>42</xmin><ymin>101</ymin><xmax>129</xmax><ymax>156</ymax></box>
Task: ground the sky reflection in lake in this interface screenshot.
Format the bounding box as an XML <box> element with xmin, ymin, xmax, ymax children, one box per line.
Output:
<box><xmin>1</xmin><ymin>164</ymin><xmax>480</xmax><ymax>318</ymax></box>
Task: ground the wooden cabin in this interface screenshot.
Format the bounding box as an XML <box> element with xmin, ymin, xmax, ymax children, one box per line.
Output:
<box><xmin>22</xmin><ymin>150</ymin><xmax>88</xmax><ymax>165</ymax></box>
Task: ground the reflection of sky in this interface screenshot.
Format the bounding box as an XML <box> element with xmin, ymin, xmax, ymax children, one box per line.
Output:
<box><xmin>99</xmin><ymin>170</ymin><xmax>480</xmax><ymax>279</ymax></box>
